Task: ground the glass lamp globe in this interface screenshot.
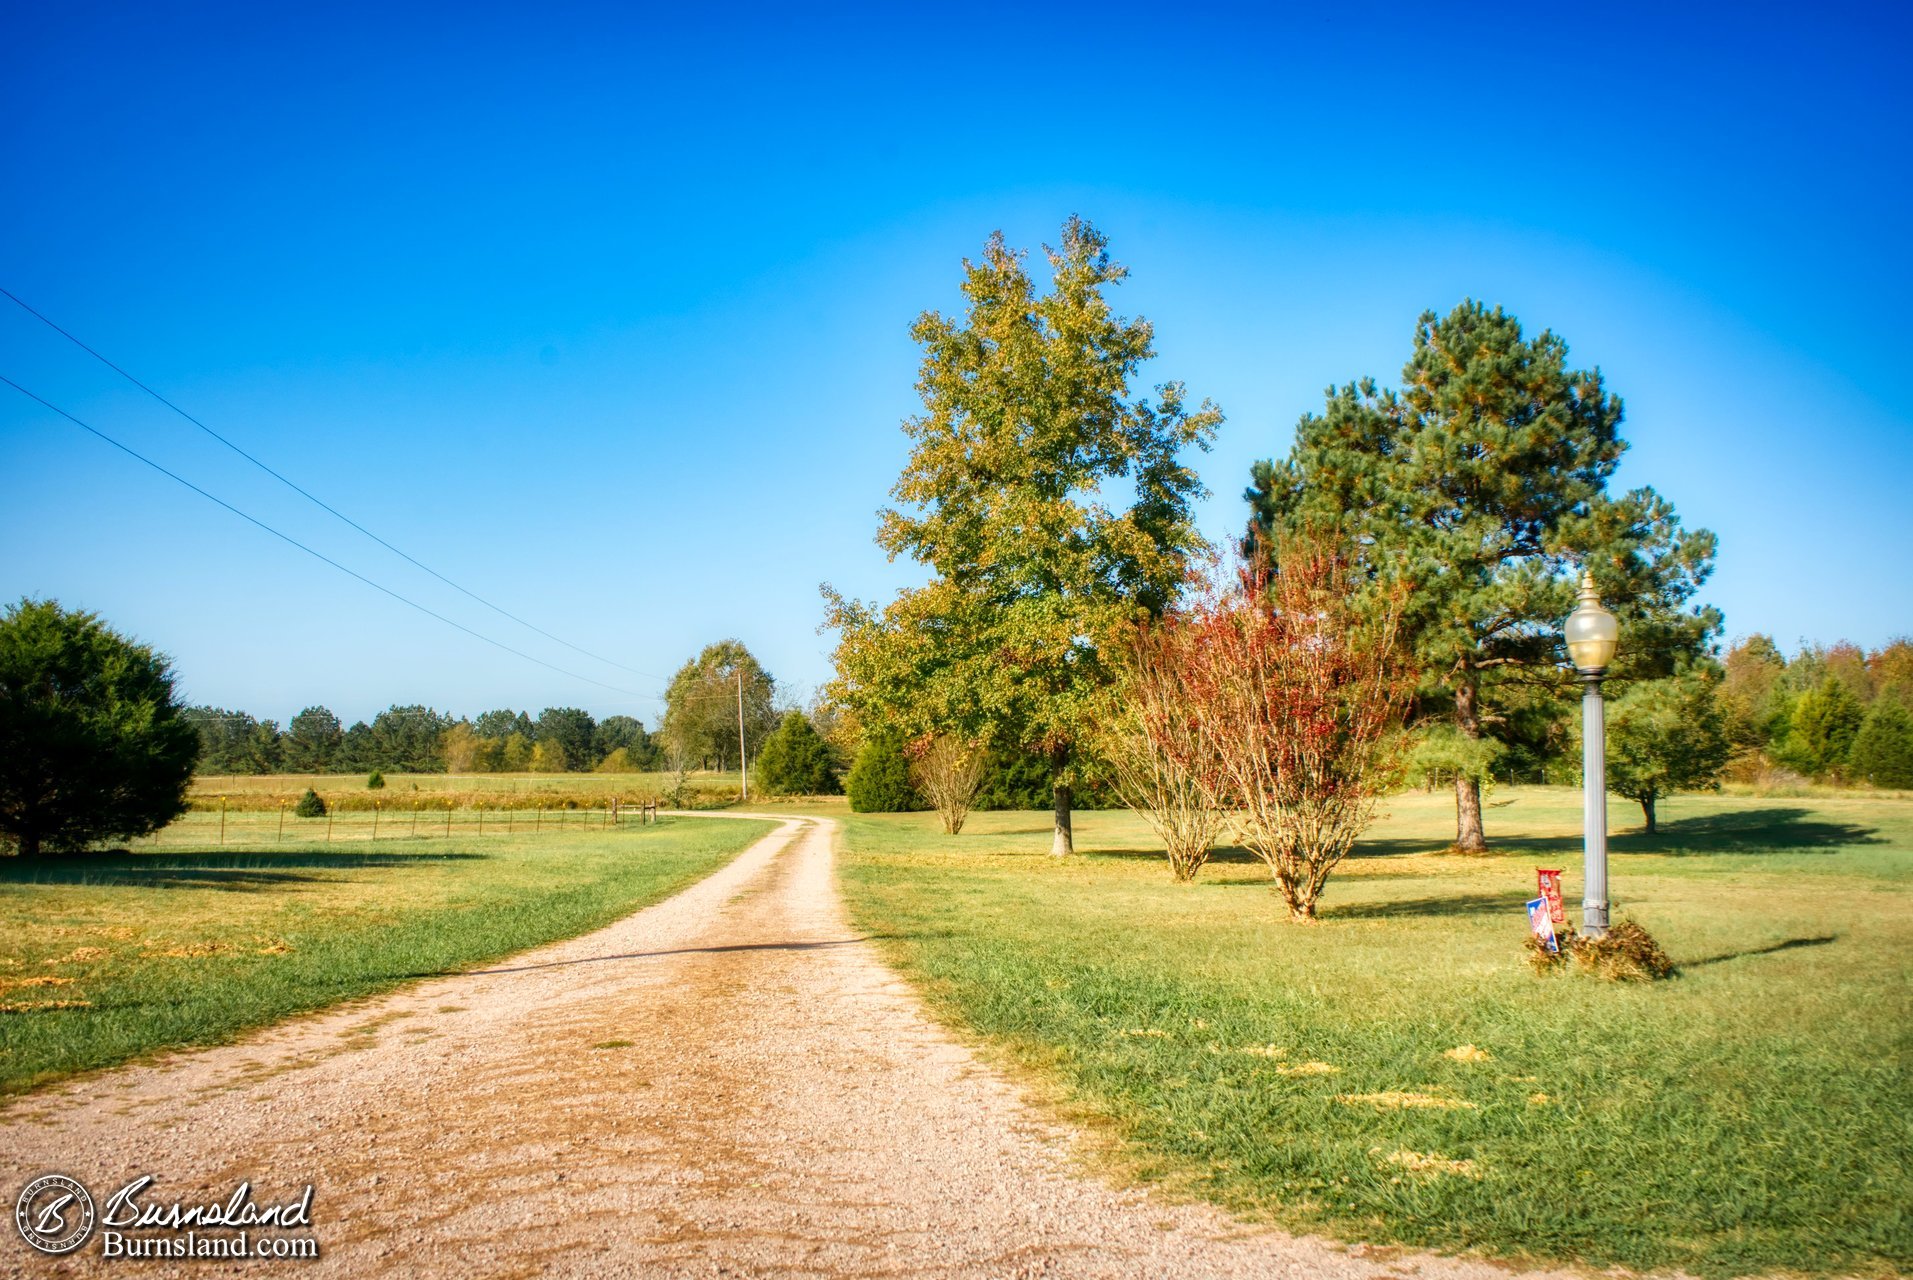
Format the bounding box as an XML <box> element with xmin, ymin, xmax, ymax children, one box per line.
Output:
<box><xmin>1563</xmin><ymin>572</ymin><xmax>1620</xmax><ymax>674</ymax></box>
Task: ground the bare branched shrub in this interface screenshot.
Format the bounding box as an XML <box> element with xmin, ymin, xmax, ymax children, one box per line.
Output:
<box><xmin>1103</xmin><ymin>624</ymin><xmax>1225</xmax><ymax>881</ymax></box>
<box><xmin>908</xmin><ymin>735</ymin><xmax>986</xmax><ymax>835</ymax></box>
<box><xmin>1178</xmin><ymin>540</ymin><xmax>1414</xmax><ymax>920</ymax></box>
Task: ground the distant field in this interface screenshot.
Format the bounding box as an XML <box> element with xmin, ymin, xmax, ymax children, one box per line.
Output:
<box><xmin>839</xmin><ymin>787</ymin><xmax>1912</xmax><ymax>1278</ymax></box>
<box><xmin>187</xmin><ymin>769</ymin><xmax>746</xmax><ymax>811</ymax></box>
<box><xmin>0</xmin><ymin>816</ymin><xmax>772</xmax><ymax>1096</ymax></box>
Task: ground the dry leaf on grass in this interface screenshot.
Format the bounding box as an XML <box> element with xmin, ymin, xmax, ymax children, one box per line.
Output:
<box><xmin>0</xmin><ymin>976</ymin><xmax>77</xmax><ymax>993</ymax></box>
<box><xmin>45</xmin><ymin>947</ymin><xmax>111</xmax><ymax>965</ymax></box>
<box><xmin>1443</xmin><ymin>1044</ymin><xmax>1491</xmax><ymax>1062</ymax></box>
<box><xmin>1376</xmin><ymin>1147</ymin><xmax>1481</xmax><ymax>1178</ymax></box>
<box><xmin>0</xmin><ymin>999</ymin><xmax>92</xmax><ymax>1014</ymax></box>
<box><xmin>1337</xmin><ymin>1090</ymin><xmax>1477</xmax><ymax>1111</ymax></box>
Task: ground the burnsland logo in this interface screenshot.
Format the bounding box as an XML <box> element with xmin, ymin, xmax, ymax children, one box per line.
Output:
<box><xmin>15</xmin><ymin>1174</ymin><xmax>319</xmax><ymax>1260</ymax></box>
<box><xmin>15</xmin><ymin>1175</ymin><xmax>95</xmax><ymax>1255</ymax></box>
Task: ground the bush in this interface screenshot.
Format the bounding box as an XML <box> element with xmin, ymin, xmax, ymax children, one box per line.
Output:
<box><xmin>908</xmin><ymin>735</ymin><xmax>985</xmax><ymax>834</ymax></box>
<box><xmin>1850</xmin><ymin>701</ymin><xmax>1913</xmax><ymax>789</ymax></box>
<box><xmin>846</xmin><ymin>732</ymin><xmax>921</xmax><ymax>812</ymax></box>
<box><xmin>294</xmin><ymin>788</ymin><xmax>327</xmax><ymax>818</ymax></box>
<box><xmin>367</xmin><ymin>770</ymin><xmax>385</xmax><ymax>790</ymax></box>
<box><xmin>1527</xmin><ymin>919</ymin><xmax>1676</xmax><ymax>981</ymax></box>
<box><xmin>0</xmin><ymin>599</ymin><xmax>199</xmax><ymax>856</ymax></box>
<box><xmin>753</xmin><ymin>711</ymin><xmax>840</xmax><ymax>796</ymax></box>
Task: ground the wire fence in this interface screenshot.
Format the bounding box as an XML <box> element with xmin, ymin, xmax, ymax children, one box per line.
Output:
<box><xmin>149</xmin><ymin>800</ymin><xmax>664</xmax><ymax>847</ymax></box>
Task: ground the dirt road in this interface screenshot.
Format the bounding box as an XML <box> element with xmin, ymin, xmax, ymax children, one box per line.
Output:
<box><xmin>2</xmin><ymin>816</ymin><xmax>1571</xmax><ymax>1278</ymax></box>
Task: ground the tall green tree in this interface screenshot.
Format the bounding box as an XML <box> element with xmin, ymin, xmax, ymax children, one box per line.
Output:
<box><xmin>365</xmin><ymin>705</ymin><xmax>451</xmax><ymax>773</ymax></box>
<box><xmin>183</xmin><ymin>707</ymin><xmax>261</xmax><ymax>774</ymax></box>
<box><xmin>661</xmin><ymin>641</ymin><xmax>776</xmax><ymax>771</ymax></box>
<box><xmin>1247</xmin><ymin>300</ymin><xmax>1717</xmax><ymax>850</ymax></box>
<box><xmin>593</xmin><ymin>715</ymin><xmax>656</xmax><ymax>769</ymax></box>
<box><xmin>1780</xmin><ymin>678</ymin><xmax>1865</xmax><ymax>777</ymax></box>
<box><xmin>1850</xmin><ymin>700</ymin><xmax>1913</xmax><ymax>789</ymax></box>
<box><xmin>283</xmin><ymin>705</ymin><xmax>344</xmax><ymax>772</ymax></box>
<box><xmin>0</xmin><ymin>599</ymin><xmax>200</xmax><ymax>855</ymax></box>
<box><xmin>1602</xmin><ymin>673</ymin><xmax>1731</xmax><ymax>832</ymax></box>
<box><xmin>535</xmin><ymin>707</ymin><xmax>598</xmax><ymax>772</ymax></box>
<box><xmin>824</xmin><ymin>217</ymin><xmax>1221</xmax><ymax>854</ymax></box>
<box><xmin>752</xmin><ymin>710</ymin><xmax>840</xmax><ymax>796</ymax></box>
<box><xmin>473</xmin><ymin>708</ymin><xmax>533</xmax><ymax>741</ymax></box>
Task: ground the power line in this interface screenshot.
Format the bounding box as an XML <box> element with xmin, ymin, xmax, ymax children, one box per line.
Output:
<box><xmin>0</xmin><ymin>285</ymin><xmax>664</xmax><ymax>680</ymax></box>
<box><xmin>1</xmin><ymin>373</ymin><xmax>651</xmax><ymax>699</ymax></box>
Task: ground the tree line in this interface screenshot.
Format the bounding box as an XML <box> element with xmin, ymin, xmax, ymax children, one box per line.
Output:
<box><xmin>1719</xmin><ymin>636</ymin><xmax>1913</xmax><ymax>786</ymax></box>
<box><xmin>182</xmin><ymin>704</ymin><xmax>664</xmax><ymax>775</ymax></box>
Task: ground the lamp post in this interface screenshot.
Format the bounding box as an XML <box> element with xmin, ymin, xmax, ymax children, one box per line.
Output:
<box><xmin>1563</xmin><ymin>572</ymin><xmax>1620</xmax><ymax>937</ymax></box>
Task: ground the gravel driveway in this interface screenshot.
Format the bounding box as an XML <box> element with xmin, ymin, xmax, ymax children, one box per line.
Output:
<box><xmin>2</xmin><ymin>816</ymin><xmax>1577</xmax><ymax>1278</ymax></box>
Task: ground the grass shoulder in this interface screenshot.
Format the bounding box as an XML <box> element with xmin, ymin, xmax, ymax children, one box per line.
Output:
<box><xmin>837</xmin><ymin>788</ymin><xmax>1911</xmax><ymax>1279</ymax></box>
<box><xmin>0</xmin><ymin>817</ymin><xmax>773</xmax><ymax>1097</ymax></box>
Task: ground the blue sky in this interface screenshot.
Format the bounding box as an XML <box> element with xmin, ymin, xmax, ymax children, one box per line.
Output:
<box><xmin>3</xmin><ymin>2</ymin><xmax>1908</xmax><ymax>728</ymax></box>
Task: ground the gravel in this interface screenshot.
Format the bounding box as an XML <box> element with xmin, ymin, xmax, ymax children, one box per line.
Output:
<box><xmin>1</xmin><ymin>816</ymin><xmax>1582</xmax><ymax>1278</ymax></box>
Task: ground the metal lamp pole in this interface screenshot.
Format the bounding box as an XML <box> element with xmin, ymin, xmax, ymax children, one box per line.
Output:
<box><xmin>1563</xmin><ymin>572</ymin><xmax>1620</xmax><ymax>938</ymax></box>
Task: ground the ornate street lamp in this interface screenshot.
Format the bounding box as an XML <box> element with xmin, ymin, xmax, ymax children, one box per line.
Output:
<box><xmin>1564</xmin><ymin>572</ymin><xmax>1620</xmax><ymax>938</ymax></box>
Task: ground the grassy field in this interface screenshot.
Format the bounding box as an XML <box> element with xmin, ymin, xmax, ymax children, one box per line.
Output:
<box><xmin>0</xmin><ymin>815</ymin><xmax>772</xmax><ymax>1097</ymax></box>
<box><xmin>838</xmin><ymin>787</ymin><xmax>1911</xmax><ymax>1278</ymax></box>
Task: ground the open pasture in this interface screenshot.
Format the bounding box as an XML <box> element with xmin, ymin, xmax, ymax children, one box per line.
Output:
<box><xmin>839</xmin><ymin>787</ymin><xmax>1912</xmax><ymax>1277</ymax></box>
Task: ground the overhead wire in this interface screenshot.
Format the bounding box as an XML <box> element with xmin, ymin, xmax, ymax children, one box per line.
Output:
<box><xmin>0</xmin><ymin>373</ymin><xmax>651</xmax><ymax>699</ymax></box>
<box><xmin>0</xmin><ymin>285</ymin><xmax>666</xmax><ymax>681</ymax></box>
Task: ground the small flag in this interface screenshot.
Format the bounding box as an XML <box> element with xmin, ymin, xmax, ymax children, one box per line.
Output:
<box><xmin>1536</xmin><ymin>869</ymin><xmax>1567</xmax><ymax>925</ymax></box>
<box><xmin>1527</xmin><ymin>897</ymin><xmax>1559</xmax><ymax>953</ymax></box>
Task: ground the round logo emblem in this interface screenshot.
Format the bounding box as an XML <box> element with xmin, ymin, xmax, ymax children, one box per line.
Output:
<box><xmin>15</xmin><ymin>1174</ymin><xmax>96</xmax><ymax>1255</ymax></box>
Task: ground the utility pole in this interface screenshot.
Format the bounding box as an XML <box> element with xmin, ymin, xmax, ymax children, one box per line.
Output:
<box><xmin>737</xmin><ymin>669</ymin><xmax>749</xmax><ymax>801</ymax></box>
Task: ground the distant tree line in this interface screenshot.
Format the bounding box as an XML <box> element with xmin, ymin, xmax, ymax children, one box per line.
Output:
<box><xmin>1718</xmin><ymin>636</ymin><xmax>1913</xmax><ymax>788</ymax></box>
<box><xmin>182</xmin><ymin>703</ymin><xmax>666</xmax><ymax>776</ymax></box>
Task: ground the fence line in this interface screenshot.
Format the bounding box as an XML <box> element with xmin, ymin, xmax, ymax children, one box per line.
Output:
<box><xmin>150</xmin><ymin>800</ymin><xmax>663</xmax><ymax>847</ymax></box>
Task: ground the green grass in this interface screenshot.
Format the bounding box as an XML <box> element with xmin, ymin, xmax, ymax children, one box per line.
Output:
<box><xmin>838</xmin><ymin>788</ymin><xmax>1912</xmax><ymax>1278</ymax></box>
<box><xmin>0</xmin><ymin>816</ymin><xmax>772</xmax><ymax>1097</ymax></box>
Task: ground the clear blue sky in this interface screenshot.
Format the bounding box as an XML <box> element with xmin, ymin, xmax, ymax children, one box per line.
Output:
<box><xmin>3</xmin><ymin>2</ymin><xmax>1908</xmax><ymax>728</ymax></box>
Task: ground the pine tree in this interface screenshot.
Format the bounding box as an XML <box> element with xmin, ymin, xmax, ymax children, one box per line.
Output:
<box><xmin>1246</xmin><ymin>301</ymin><xmax>1717</xmax><ymax>850</ymax></box>
<box><xmin>753</xmin><ymin>711</ymin><xmax>840</xmax><ymax>796</ymax></box>
<box><xmin>1782</xmin><ymin>678</ymin><xmax>1867</xmax><ymax>778</ymax></box>
<box><xmin>845</xmin><ymin>732</ymin><xmax>920</xmax><ymax>812</ymax></box>
<box><xmin>1850</xmin><ymin>701</ymin><xmax>1913</xmax><ymax>789</ymax></box>
<box><xmin>0</xmin><ymin>599</ymin><xmax>199</xmax><ymax>854</ymax></box>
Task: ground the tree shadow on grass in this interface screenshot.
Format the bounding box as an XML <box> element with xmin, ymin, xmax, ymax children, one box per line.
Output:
<box><xmin>1084</xmin><ymin>844</ymin><xmax>1266</xmax><ymax>866</ymax></box>
<box><xmin>1345</xmin><ymin>808</ymin><xmax>1883</xmax><ymax>861</ymax></box>
<box><xmin>0</xmin><ymin>849</ymin><xmax>487</xmax><ymax>891</ymax></box>
<box><xmin>1614</xmin><ymin>809</ymin><xmax>1883</xmax><ymax>856</ymax></box>
<box><xmin>1318</xmin><ymin>892</ymin><xmax>1522</xmax><ymax>921</ymax></box>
